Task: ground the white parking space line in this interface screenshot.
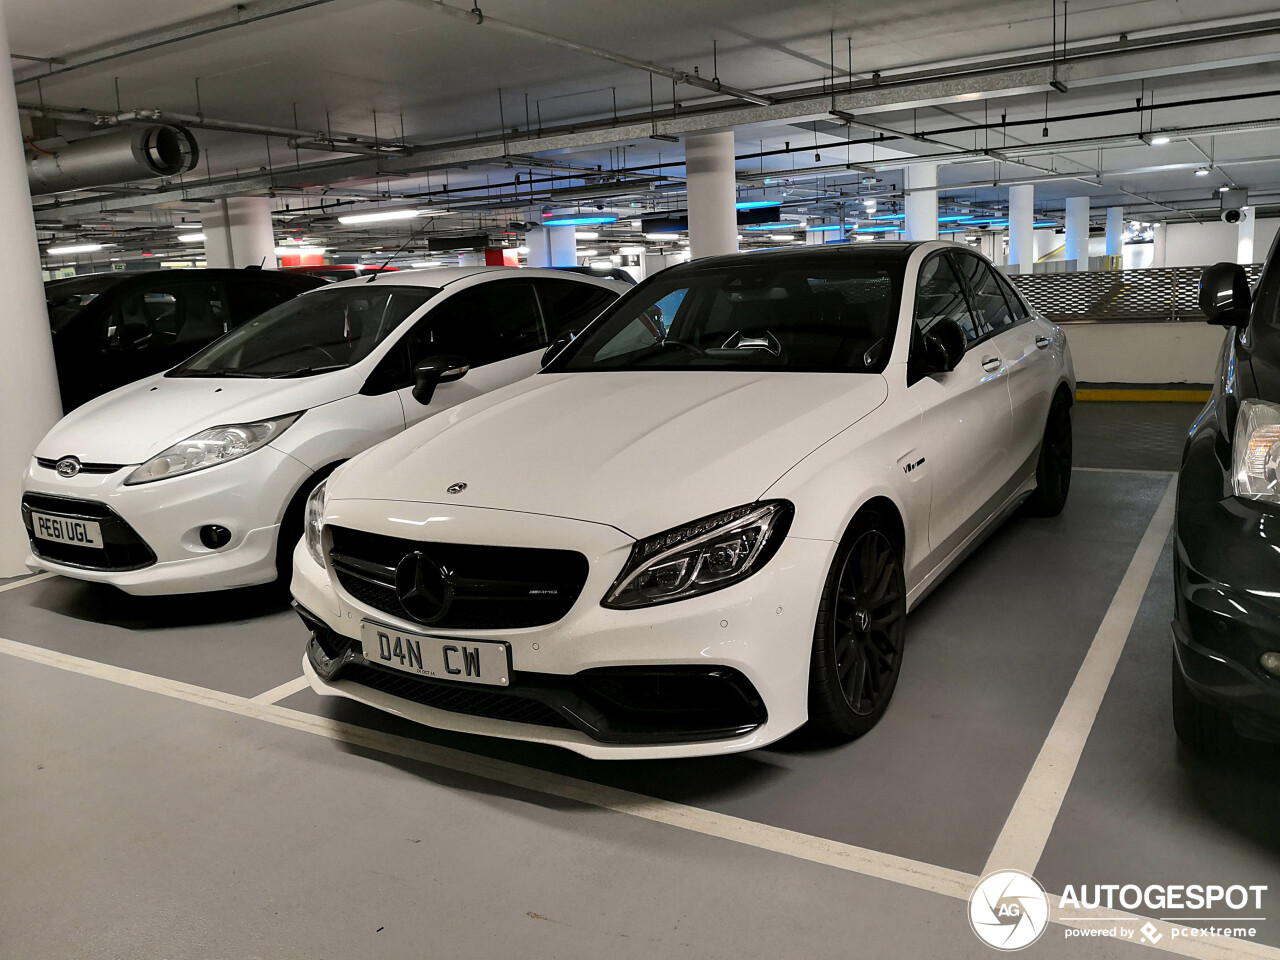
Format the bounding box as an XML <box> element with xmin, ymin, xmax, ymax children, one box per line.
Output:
<box><xmin>984</xmin><ymin>475</ymin><xmax>1178</xmax><ymax>878</ymax></box>
<box><xmin>3</xmin><ymin>625</ymin><xmax>1277</xmax><ymax>959</ymax></box>
<box><xmin>251</xmin><ymin>675</ymin><xmax>311</xmax><ymax>704</ymax></box>
<box><xmin>0</xmin><ymin>572</ymin><xmax>53</xmax><ymax>593</ymax></box>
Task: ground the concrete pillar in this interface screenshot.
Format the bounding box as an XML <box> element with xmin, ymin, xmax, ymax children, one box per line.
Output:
<box><xmin>1153</xmin><ymin>223</ymin><xmax>1168</xmax><ymax>268</ymax></box>
<box><xmin>0</xmin><ymin>0</ymin><xmax>63</xmax><ymax>574</ymax></box>
<box><xmin>1065</xmin><ymin>196</ymin><xmax>1091</xmax><ymax>272</ymax></box>
<box><xmin>903</xmin><ymin>163</ymin><xmax>937</xmax><ymax>242</ymax></box>
<box><xmin>1238</xmin><ymin>209</ymin><xmax>1256</xmax><ymax>265</ymax></box>
<box><xmin>1008</xmin><ymin>184</ymin><xmax>1035</xmax><ymax>274</ymax></box>
<box><xmin>524</xmin><ymin>226</ymin><xmax>576</xmax><ymax>267</ymax></box>
<box><xmin>201</xmin><ymin>196</ymin><xmax>276</xmax><ymax>269</ymax></box>
<box><xmin>684</xmin><ymin>131</ymin><xmax>738</xmax><ymax>258</ymax></box>
<box><xmin>1105</xmin><ymin>206</ymin><xmax>1124</xmax><ymax>257</ymax></box>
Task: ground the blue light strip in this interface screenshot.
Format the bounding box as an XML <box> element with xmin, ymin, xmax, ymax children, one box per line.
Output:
<box><xmin>855</xmin><ymin>225</ymin><xmax>902</xmax><ymax>233</ymax></box>
<box><xmin>735</xmin><ymin>200</ymin><xmax>783</xmax><ymax>210</ymax></box>
<box><xmin>541</xmin><ymin>215</ymin><xmax>619</xmax><ymax>227</ymax></box>
<box><xmin>1033</xmin><ymin>221</ymin><xmax>1058</xmax><ymax>227</ymax></box>
<box><xmin>807</xmin><ymin>224</ymin><xmax>846</xmax><ymax>232</ymax></box>
<box><xmin>937</xmin><ymin>215</ymin><xmax>975</xmax><ymax>223</ymax></box>
<box><xmin>868</xmin><ymin>213</ymin><xmax>906</xmax><ymax>222</ymax></box>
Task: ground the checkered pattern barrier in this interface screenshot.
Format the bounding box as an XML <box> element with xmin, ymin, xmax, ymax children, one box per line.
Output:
<box><xmin>1008</xmin><ymin>264</ymin><xmax>1263</xmax><ymax>323</ymax></box>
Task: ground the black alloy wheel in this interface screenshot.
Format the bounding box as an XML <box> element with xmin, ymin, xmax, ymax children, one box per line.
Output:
<box><xmin>808</xmin><ymin>511</ymin><xmax>907</xmax><ymax>739</ymax></box>
<box><xmin>1026</xmin><ymin>393</ymin><xmax>1072</xmax><ymax>517</ymax></box>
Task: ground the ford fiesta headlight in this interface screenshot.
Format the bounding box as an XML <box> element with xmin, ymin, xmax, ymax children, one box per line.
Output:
<box><xmin>304</xmin><ymin>479</ymin><xmax>328</xmax><ymax>567</ymax></box>
<box><xmin>124</xmin><ymin>414</ymin><xmax>301</xmax><ymax>485</ymax></box>
<box><xmin>603</xmin><ymin>501</ymin><xmax>793</xmax><ymax>609</ymax></box>
<box><xmin>1234</xmin><ymin>400</ymin><xmax>1280</xmax><ymax>499</ymax></box>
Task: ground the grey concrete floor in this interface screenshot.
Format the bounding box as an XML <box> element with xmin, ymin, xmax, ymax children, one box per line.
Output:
<box><xmin>4</xmin><ymin>400</ymin><xmax>1274</xmax><ymax>959</ymax></box>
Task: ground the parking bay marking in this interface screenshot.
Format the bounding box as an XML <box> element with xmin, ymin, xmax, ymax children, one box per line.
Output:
<box><xmin>984</xmin><ymin>475</ymin><xmax>1178</xmax><ymax>877</ymax></box>
<box><xmin>250</xmin><ymin>675</ymin><xmax>311</xmax><ymax>704</ymax></box>
<box><xmin>0</xmin><ymin>573</ymin><xmax>54</xmax><ymax>594</ymax></box>
<box><xmin>5</xmin><ymin>619</ymin><xmax>1279</xmax><ymax>957</ymax></box>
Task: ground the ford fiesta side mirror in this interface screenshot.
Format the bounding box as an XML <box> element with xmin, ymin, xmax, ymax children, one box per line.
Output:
<box><xmin>922</xmin><ymin>317</ymin><xmax>966</xmax><ymax>373</ymax></box>
<box><xmin>412</xmin><ymin>354</ymin><xmax>470</xmax><ymax>406</ymax></box>
<box><xmin>541</xmin><ymin>330</ymin><xmax>577</xmax><ymax>367</ymax></box>
<box><xmin>1200</xmin><ymin>261</ymin><xmax>1251</xmax><ymax>328</ymax></box>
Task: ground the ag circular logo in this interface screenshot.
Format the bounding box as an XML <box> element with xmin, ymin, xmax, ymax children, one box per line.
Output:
<box><xmin>55</xmin><ymin>457</ymin><xmax>81</xmax><ymax>478</ymax></box>
<box><xmin>969</xmin><ymin>870</ymin><xmax>1050</xmax><ymax>951</ymax></box>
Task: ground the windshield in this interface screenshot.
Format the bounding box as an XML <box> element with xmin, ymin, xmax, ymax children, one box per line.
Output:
<box><xmin>169</xmin><ymin>284</ymin><xmax>436</xmax><ymax>378</ymax></box>
<box><xmin>46</xmin><ymin>275</ymin><xmax>120</xmax><ymax>333</ymax></box>
<box><xmin>550</xmin><ymin>258</ymin><xmax>904</xmax><ymax>374</ymax></box>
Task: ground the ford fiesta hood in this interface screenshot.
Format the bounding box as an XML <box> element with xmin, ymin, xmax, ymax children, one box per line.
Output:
<box><xmin>34</xmin><ymin>371</ymin><xmax>360</xmax><ymax>464</ymax></box>
<box><xmin>331</xmin><ymin>371</ymin><xmax>888</xmax><ymax>537</ymax></box>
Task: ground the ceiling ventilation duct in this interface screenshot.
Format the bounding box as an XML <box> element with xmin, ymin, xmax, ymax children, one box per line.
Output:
<box><xmin>27</xmin><ymin>125</ymin><xmax>199</xmax><ymax>195</ymax></box>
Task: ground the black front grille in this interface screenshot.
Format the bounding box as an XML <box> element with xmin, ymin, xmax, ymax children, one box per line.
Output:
<box><xmin>328</xmin><ymin>526</ymin><xmax>589</xmax><ymax>629</ymax></box>
<box><xmin>21</xmin><ymin>494</ymin><xmax>156</xmax><ymax>571</ymax></box>
<box><xmin>35</xmin><ymin>457</ymin><xmax>126</xmax><ymax>475</ymax></box>
<box><xmin>339</xmin><ymin>661</ymin><xmax>574</xmax><ymax>729</ymax></box>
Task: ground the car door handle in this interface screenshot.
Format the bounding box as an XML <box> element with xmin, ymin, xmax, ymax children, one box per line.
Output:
<box><xmin>981</xmin><ymin>356</ymin><xmax>1002</xmax><ymax>371</ymax></box>
<box><xmin>1035</xmin><ymin>336</ymin><xmax>1054</xmax><ymax>349</ymax></box>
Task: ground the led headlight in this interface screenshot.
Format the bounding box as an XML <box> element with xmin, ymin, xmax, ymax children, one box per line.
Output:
<box><xmin>1234</xmin><ymin>400</ymin><xmax>1280</xmax><ymax>500</ymax></box>
<box><xmin>124</xmin><ymin>414</ymin><xmax>301</xmax><ymax>485</ymax></box>
<box><xmin>603</xmin><ymin>501</ymin><xmax>793</xmax><ymax>609</ymax></box>
<box><xmin>304</xmin><ymin>479</ymin><xmax>328</xmax><ymax>567</ymax></box>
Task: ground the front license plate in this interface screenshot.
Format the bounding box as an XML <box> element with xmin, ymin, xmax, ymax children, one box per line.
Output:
<box><xmin>360</xmin><ymin>621</ymin><xmax>510</xmax><ymax>687</ymax></box>
<box><xmin>30</xmin><ymin>512</ymin><xmax>103</xmax><ymax>547</ymax></box>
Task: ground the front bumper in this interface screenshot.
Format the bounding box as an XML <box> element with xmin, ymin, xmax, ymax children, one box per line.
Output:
<box><xmin>291</xmin><ymin>499</ymin><xmax>835</xmax><ymax>760</ymax></box>
<box><xmin>21</xmin><ymin>446</ymin><xmax>311</xmax><ymax>595</ymax></box>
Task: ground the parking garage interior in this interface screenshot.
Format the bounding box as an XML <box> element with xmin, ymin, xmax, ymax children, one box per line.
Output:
<box><xmin>5</xmin><ymin>2</ymin><xmax>1280</xmax><ymax>958</ymax></box>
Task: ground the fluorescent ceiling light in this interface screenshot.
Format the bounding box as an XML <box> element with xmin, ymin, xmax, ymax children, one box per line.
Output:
<box><xmin>1195</xmin><ymin>167</ymin><xmax>1210</xmax><ymax>176</ymax></box>
<box><xmin>337</xmin><ymin>209</ymin><xmax>423</xmax><ymax>225</ymax></box>
<box><xmin>275</xmin><ymin>245</ymin><xmax>325</xmax><ymax>255</ymax></box>
<box><xmin>769</xmin><ymin>233</ymin><xmax>797</xmax><ymax>240</ymax></box>
<box><xmin>619</xmin><ymin>245</ymin><xmax>645</xmax><ymax>255</ymax></box>
<box><xmin>543</xmin><ymin>215</ymin><xmax>618</xmax><ymax>227</ymax></box>
<box><xmin>735</xmin><ymin>200</ymin><xmax>782</xmax><ymax>210</ymax></box>
<box><xmin>516</xmin><ymin>245</ymin><xmax>530</xmax><ymax>254</ymax></box>
<box><xmin>644</xmin><ymin>232</ymin><xmax>679</xmax><ymax>240</ymax></box>
<box><xmin>1149</xmin><ymin>135</ymin><xmax>1171</xmax><ymax>145</ymax></box>
<box><xmin>47</xmin><ymin>243</ymin><xmax>105</xmax><ymax>255</ymax></box>
<box><xmin>579</xmin><ymin>249</ymin><xmax>599</xmax><ymax>256</ymax></box>
<box><xmin>574</xmin><ymin>231</ymin><xmax>600</xmax><ymax>241</ymax></box>
<box><xmin>177</xmin><ymin>233</ymin><xmax>205</xmax><ymax>243</ymax></box>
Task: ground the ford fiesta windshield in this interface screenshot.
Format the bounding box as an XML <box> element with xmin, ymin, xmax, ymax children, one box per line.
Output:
<box><xmin>169</xmin><ymin>285</ymin><xmax>436</xmax><ymax>378</ymax></box>
<box><xmin>551</xmin><ymin>259</ymin><xmax>904</xmax><ymax>373</ymax></box>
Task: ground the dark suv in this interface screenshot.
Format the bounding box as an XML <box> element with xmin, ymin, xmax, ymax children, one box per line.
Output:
<box><xmin>1174</xmin><ymin>231</ymin><xmax>1280</xmax><ymax>751</ymax></box>
<box><xmin>45</xmin><ymin>268</ymin><xmax>325</xmax><ymax>410</ymax></box>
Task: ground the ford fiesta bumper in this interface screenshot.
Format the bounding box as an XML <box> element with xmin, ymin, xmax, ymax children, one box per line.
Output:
<box><xmin>290</xmin><ymin>500</ymin><xmax>834</xmax><ymax>760</ymax></box>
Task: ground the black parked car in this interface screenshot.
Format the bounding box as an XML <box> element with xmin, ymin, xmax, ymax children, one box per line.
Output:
<box><xmin>1174</xmin><ymin>234</ymin><xmax>1280</xmax><ymax>751</ymax></box>
<box><xmin>45</xmin><ymin>268</ymin><xmax>326</xmax><ymax>410</ymax></box>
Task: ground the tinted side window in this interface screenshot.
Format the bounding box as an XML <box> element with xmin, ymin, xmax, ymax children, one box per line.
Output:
<box><xmin>228</xmin><ymin>280</ymin><xmax>299</xmax><ymax>324</ymax></box>
<box><xmin>993</xmin><ymin>272</ymin><xmax>1029</xmax><ymax>320</ymax></box>
<box><xmin>406</xmin><ymin>281</ymin><xmax>545</xmax><ymax>367</ymax></box>
<box><xmin>913</xmin><ymin>254</ymin><xmax>976</xmax><ymax>341</ymax></box>
<box><xmin>106</xmin><ymin>281</ymin><xmax>229</xmax><ymax>349</ymax></box>
<box><xmin>951</xmin><ymin>253</ymin><xmax>1015</xmax><ymax>339</ymax></box>
<box><xmin>536</xmin><ymin>279</ymin><xmax>618</xmax><ymax>338</ymax></box>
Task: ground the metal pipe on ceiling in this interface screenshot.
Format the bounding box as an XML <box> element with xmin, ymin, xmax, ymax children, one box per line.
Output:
<box><xmin>27</xmin><ymin>126</ymin><xmax>200</xmax><ymax>195</ymax></box>
<box><xmin>404</xmin><ymin>0</ymin><xmax>773</xmax><ymax>108</ymax></box>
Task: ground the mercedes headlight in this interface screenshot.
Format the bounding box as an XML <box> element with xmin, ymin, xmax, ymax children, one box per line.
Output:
<box><xmin>304</xmin><ymin>479</ymin><xmax>328</xmax><ymax>566</ymax></box>
<box><xmin>603</xmin><ymin>501</ymin><xmax>793</xmax><ymax>609</ymax></box>
<box><xmin>124</xmin><ymin>414</ymin><xmax>301</xmax><ymax>485</ymax></box>
<box><xmin>1234</xmin><ymin>400</ymin><xmax>1280</xmax><ymax>499</ymax></box>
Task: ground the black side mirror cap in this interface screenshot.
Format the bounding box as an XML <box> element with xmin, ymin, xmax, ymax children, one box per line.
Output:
<box><xmin>541</xmin><ymin>330</ymin><xmax>577</xmax><ymax>368</ymax></box>
<box><xmin>1200</xmin><ymin>261</ymin><xmax>1251</xmax><ymax>328</ymax></box>
<box><xmin>412</xmin><ymin>354</ymin><xmax>470</xmax><ymax>405</ymax></box>
<box><xmin>922</xmin><ymin>317</ymin><xmax>966</xmax><ymax>373</ymax></box>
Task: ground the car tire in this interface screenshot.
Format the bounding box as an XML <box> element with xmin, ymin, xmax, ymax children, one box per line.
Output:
<box><xmin>1025</xmin><ymin>392</ymin><xmax>1072</xmax><ymax>517</ymax></box>
<box><xmin>275</xmin><ymin>466</ymin><xmax>340</xmax><ymax>583</ymax></box>
<box><xmin>807</xmin><ymin>509</ymin><xmax>907</xmax><ymax>740</ymax></box>
<box><xmin>1171</xmin><ymin>652</ymin><xmax>1237</xmax><ymax>755</ymax></box>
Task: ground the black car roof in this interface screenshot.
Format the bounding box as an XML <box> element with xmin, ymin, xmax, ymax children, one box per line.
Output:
<box><xmin>44</xmin><ymin>268</ymin><xmax>323</xmax><ymax>292</ymax></box>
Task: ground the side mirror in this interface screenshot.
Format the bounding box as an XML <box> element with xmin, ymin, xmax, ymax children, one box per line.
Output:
<box><xmin>1200</xmin><ymin>262</ymin><xmax>1251</xmax><ymax>327</ymax></box>
<box><xmin>541</xmin><ymin>330</ymin><xmax>577</xmax><ymax>367</ymax></box>
<box><xmin>412</xmin><ymin>354</ymin><xmax>469</xmax><ymax>405</ymax></box>
<box><xmin>921</xmin><ymin>317</ymin><xmax>966</xmax><ymax>373</ymax></box>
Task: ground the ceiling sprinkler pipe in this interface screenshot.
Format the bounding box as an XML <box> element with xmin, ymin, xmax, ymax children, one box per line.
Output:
<box><xmin>27</xmin><ymin>125</ymin><xmax>199</xmax><ymax>194</ymax></box>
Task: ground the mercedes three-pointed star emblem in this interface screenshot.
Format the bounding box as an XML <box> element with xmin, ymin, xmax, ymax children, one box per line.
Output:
<box><xmin>394</xmin><ymin>551</ymin><xmax>455</xmax><ymax>624</ymax></box>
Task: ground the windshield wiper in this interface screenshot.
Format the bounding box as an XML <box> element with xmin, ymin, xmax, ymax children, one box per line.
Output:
<box><xmin>269</xmin><ymin>364</ymin><xmax>348</xmax><ymax>378</ymax></box>
<box><xmin>172</xmin><ymin>369</ymin><xmax>265</xmax><ymax>379</ymax></box>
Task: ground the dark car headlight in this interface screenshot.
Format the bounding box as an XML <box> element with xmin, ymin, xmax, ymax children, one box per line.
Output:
<box><xmin>602</xmin><ymin>501</ymin><xmax>793</xmax><ymax>609</ymax></box>
<box><xmin>1234</xmin><ymin>400</ymin><xmax>1280</xmax><ymax>500</ymax></box>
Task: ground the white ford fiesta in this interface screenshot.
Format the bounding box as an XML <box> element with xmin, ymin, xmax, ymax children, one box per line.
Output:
<box><xmin>294</xmin><ymin>242</ymin><xmax>1074</xmax><ymax>759</ymax></box>
<box><xmin>21</xmin><ymin>267</ymin><xmax>626</xmax><ymax>594</ymax></box>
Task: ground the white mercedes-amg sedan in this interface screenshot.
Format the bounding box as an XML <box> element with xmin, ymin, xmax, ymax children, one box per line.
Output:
<box><xmin>293</xmin><ymin>242</ymin><xmax>1074</xmax><ymax>759</ymax></box>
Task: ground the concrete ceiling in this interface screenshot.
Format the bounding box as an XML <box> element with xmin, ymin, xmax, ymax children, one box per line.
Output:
<box><xmin>14</xmin><ymin>0</ymin><xmax>1280</xmax><ymax>264</ymax></box>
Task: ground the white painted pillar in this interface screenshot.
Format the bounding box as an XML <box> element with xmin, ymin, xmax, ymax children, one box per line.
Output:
<box><xmin>903</xmin><ymin>163</ymin><xmax>937</xmax><ymax>242</ymax></box>
<box><xmin>522</xmin><ymin>226</ymin><xmax>576</xmax><ymax>267</ymax></box>
<box><xmin>684</xmin><ymin>131</ymin><xmax>739</xmax><ymax>258</ymax></box>
<box><xmin>1152</xmin><ymin>223</ymin><xmax>1168</xmax><ymax>268</ymax></box>
<box><xmin>1105</xmin><ymin>206</ymin><xmax>1124</xmax><ymax>257</ymax></box>
<box><xmin>0</xmin><ymin>0</ymin><xmax>63</xmax><ymax>574</ymax></box>
<box><xmin>1065</xmin><ymin>196</ymin><xmax>1091</xmax><ymax>272</ymax></box>
<box><xmin>1007</xmin><ymin>184</ymin><xmax>1035</xmax><ymax>274</ymax></box>
<box><xmin>1238</xmin><ymin>209</ymin><xmax>1256</xmax><ymax>265</ymax></box>
<box><xmin>201</xmin><ymin>196</ymin><xmax>277</xmax><ymax>269</ymax></box>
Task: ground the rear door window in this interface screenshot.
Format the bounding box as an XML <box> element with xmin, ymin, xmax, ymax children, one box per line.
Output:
<box><xmin>534</xmin><ymin>278</ymin><xmax>619</xmax><ymax>338</ymax></box>
<box><xmin>406</xmin><ymin>281</ymin><xmax>546</xmax><ymax>367</ymax></box>
<box><xmin>950</xmin><ymin>252</ymin><xmax>1017</xmax><ymax>340</ymax></box>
